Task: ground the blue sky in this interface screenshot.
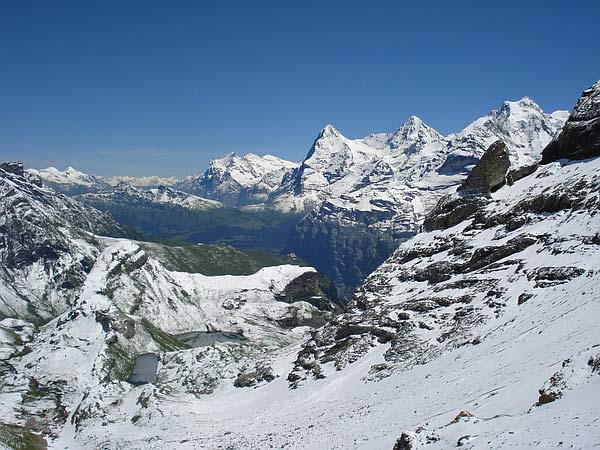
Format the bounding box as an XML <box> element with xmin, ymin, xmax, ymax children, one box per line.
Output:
<box><xmin>1</xmin><ymin>0</ymin><xmax>599</xmax><ymax>176</ymax></box>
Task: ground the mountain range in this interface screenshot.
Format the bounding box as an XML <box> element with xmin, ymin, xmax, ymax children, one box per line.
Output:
<box><xmin>27</xmin><ymin>97</ymin><xmax>569</xmax><ymax>299</ymax></box>
<box><xmin>2</xmin><ymin>79</ymin><xmax>598</xmax><ymax>449</ymax></box>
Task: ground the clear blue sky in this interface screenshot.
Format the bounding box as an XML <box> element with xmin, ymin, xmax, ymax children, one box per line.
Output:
<box><xmin>1</xmin><ymin>0</ymin><xmax>599</xmax><ymax>176</ymax></box>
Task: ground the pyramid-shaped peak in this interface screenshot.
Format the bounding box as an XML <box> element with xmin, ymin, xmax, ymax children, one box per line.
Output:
<box><xmin>318</xmin><ymin>123</ymin><xmax>342</xmax><ymax>139</ymax></box>
<box><xmin>391</xmin><ymin>115</ymin><xmax>442</xmax><ymax>142</ymax></box>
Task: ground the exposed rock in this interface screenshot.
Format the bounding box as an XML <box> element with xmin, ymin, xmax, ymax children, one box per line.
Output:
<box><xmin>458</xmin><ymin>140</ymin><xmax>510</xmax><ymax>194</ymax></box>
<box><xmin>422</xmin><ymin>191</ymin><xmax>486</xmax><ymax>231</ymax></box>
<box><xmin>462</xmin><ymin>235</ymin><xmax>537</xmax><ymax>272</ymax></box>
<box><xmin>451</xmin><ymin>410</ymin><xmax>474</xmax><ymax>423</ymax></box>
<box><xmin>0</xmin><ymin>161</ymin><xmax>24</xmax><ymax>176</ymax></box>
<box><xmin>517</xmin><ymin>293</ymin><xmax>534</xmax><ymax>305</ymax></box>
<box><xmin>527</xmin><ymin>266</ymin><xmax>586</xmax><ymax>287</ymax></box>
<box><xmin>393</xmin><ymin>432</ymin><xmax>414</xmax><ymax>450</ymax></box>
<box><xmin>541</xmin><ymin>80</ymin><xmax>600</xmax><ymax>163</ymax></box>
<box><xmin>234</xmin><ymin>362</ymin><xmax>276</xmax><ymax>388</ymax></box>
<box><xmin>276</xmin><ymin>271</ymin><xmax>340</xmax><ymax>310</ymax></box>
<box><xmin>423</xmin><ymin>141</ymin><xmax>510</xmax><ymax>231</ymax></box>
<box><xmin>287</xmin><ymin>206</ymin><xmax>410</xmax><ymax>300</ymax></box>
<box><xmin>588</xmin><ymin>354</ymin><xmax>600</xmax><ymax>374</ymax></box>
<box><xmin>507</xmin><ymin>163</ymin><xmax>538</xmax><ymax>184</ymax></box>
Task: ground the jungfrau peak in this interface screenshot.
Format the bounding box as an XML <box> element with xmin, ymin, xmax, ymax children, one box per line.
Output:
<box><xmin>446</xmin><ymin>96</ymin><xmax>570</xmax><ymax>169</ymax></box>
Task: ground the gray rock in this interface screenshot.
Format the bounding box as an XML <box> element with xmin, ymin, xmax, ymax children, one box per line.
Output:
<box><xmin>423</xmin><ymin>141</ymin><xmax>510</xmax><ymax>231</ymax></box>
<box><xmin>0</xmin><ymin>161</ymin><xmax>24</xmax><ymax>176</ymax></box>
<box><xmin>458</xmin><ymin>140</ymin><xmax>510</xmax><ymax>194</ymax></box>
<box><xmin>541</xmin><ymin>80</ymin><xmax>600</xmax><ymax>164</ymax></box>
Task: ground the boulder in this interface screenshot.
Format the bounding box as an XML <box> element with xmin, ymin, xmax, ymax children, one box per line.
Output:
<box><xmin>423</xmin><ymin>141</ymin><xmax>510</xmax><ymax>231</ymax></box>
<box><xmin>458</xmin><ymin>140</ymin><xmax>510</xmax><ymax>194</ymax></box>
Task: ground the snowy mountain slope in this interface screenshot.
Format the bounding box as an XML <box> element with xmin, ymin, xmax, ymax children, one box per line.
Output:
<box><xmin>57</xmin><ymin>258</ymin><xmax>600</xmax><ymax>449</ymax></box>
<box><xmin>0</xmin><ymin>166</ymin><xmax>338</xmax><ymax>448</ymax></box>
<box><xmin>177</xmin><ymin>152</ymin><xmax>299</xmax><ymax>207</ymax></box>
<box><xmin>0</xmin><ymin>238</ymin><xmax>335</xmax><ymax>444</ymax></box>
<box><xmin>288</xmin><ymin>154</ymin><xmax>600</xmax><ymax>383</ymax></box>
<box><xmin>23</xmin><ymin>155</ymin><xmax>598</xmax><ymax>450</ymax></box>
<box><xmin>0</xmin><ymin>162</ymin><xmax>137</xmax><ymax>323</ymax></box>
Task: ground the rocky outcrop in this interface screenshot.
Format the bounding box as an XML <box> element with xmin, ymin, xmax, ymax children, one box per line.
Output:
<box><xmin>422</xmin><ymin>191</ymin><xmax>486</xmax><ymax>232</ymax></box>
<box><xmin>541</xmin><ymin>80</ymin><xmax>600</xmax><ymax>164</ymax></box>
<box><xmin>276</xmin><ymin>271</ymin><xmax>340</xmax><ymax>310</ymax></box>
<box><xmin>423</xmin><ymin>141</ymin><xmax>510</xmax><ymax>231</ymax></box>
<box><xmin>457</xmin><ymin>140</ymin><xmax>510</xmax><ymax>193</ymax></box>
<box><xmin>287</xmin><ymin>204</ymin><xmax>413</xmax><ymax>300</ymax></box>
<box><xmin>0</xmin><ymin>161</ymin><xmax>24</xmax><ymax>177</ymax></box>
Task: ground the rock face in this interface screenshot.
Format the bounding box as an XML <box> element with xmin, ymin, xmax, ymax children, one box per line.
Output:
<box><xmin>0</xmin><ymin>161</ymin><xmax>25</xmax><ymax>176</ymax></box>
<box><xmin>423</xmin><ymin>141</ymin><xmax>510</xmax><ymax>231</ymax></box>
<box><xmin>287</xmin><ymin>203</ymin><xmax>412</xmax><ymax>299</ymax></box>
<box><xmin>541</xmin><ymin>80</ymin><xmax>600</xmax><ymax>164</ymax></box>
<box><xmin>458</xmin><ymin>140</ymin><xmax>510</xmax><ymax>194</ymax></box>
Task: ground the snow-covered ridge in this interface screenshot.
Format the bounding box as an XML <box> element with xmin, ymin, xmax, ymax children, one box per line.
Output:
<box><xmin>178</xmin><ymin>152</ymin><xmax>299</xmax><ymax>206</ymax></box>
<box><xmin>104</xmin><ymin>174</ymin><xmax>180</xmax><ymax>188</ymax></box>
<box><xmin>270</xmin><ymin>96</ymin><xmax>567</xmax><ymax>214</ymax></box>
<box><xmin>80</xmin><ymin>182</ymin><xmax>224</xmax><ymax>211</ymax></box>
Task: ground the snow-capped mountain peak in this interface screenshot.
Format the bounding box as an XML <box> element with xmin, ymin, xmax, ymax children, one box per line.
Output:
<box><xmin>446</xmin><ymin>96</ymin><xmax>568</xmax><ymax>168</ymax></box>
<box><xmin>176</xmin><ymin>152</ymin><xmax>299</xmax><ymax>206</ymax></box>
<box><xmin>317</xmin><ymin>123</ymin><xmax>342</xmax><ymax>139</ymax></box>
<box><xmin>387</xmin><ymin>115</ymin><xmax>446</xmax><ymax>152</ymax></box>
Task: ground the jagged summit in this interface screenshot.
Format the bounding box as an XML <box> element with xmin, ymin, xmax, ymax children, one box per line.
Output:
<box><xmin>317</xmin><ymin>123</ymin><xmax>341</xmax><ymax>138</ymax></box>
<box><xmin>500</xmin><ymin>96</ymin><xmax>540</xmax><ymax>112</ymax></box>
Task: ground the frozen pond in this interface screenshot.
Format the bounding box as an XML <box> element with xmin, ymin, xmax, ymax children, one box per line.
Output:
<box><xmin>127</xmin><ymin>353</ymin><xmax>159</xmax><ymax>385</ymax></box>
<box><xmin>175</xmin><ymin>331</ymin><xmax>247</xmax><ymax>348</ymax></box>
